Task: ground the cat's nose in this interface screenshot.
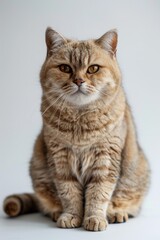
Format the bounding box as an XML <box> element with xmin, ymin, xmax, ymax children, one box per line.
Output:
<box><xmin>73</xmin><ymin>78</ymin><xmax>85</xmax><ymax>87</ymax></box>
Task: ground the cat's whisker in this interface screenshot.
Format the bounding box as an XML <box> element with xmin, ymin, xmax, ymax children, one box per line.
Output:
<box><xmin>64</xmin><ymin>90</ymin><xmax>77</xmax><ymax>96</ymax></box>
<box><xmin>41</xmin><ymin>89</ymin><xmax>61</xmax><ymax>105</ymax></box>
<box><xmin>85</xmin><ymin>85</ymin><xmax>96</xmax><ymax>94</ymax></box>
<box><xmin>47</xmin><ymin>89</ymin><xmax>75</xmax><ymax>124</ymax></box>
<box><xmin>41</xmin><ymin>94</ymin><xmax>55</xmax><ymax>105</ymax></box>
<box><xmin>62</xmin><ymin>85</ymin><xmax>72</xmax><ymax>91</ymax></box>
<box><xmin>95</xmin><ymin>88</ymin><xmax>108</xmax><ymax>97</ymax></box>
<box><xmin>49</xmin><ymin>97</ymin><xmax>66</xmax><ymax>124</ymax></box>
<box><xmin>42</xmin><ymin>93</ymin><xmax>65</xmax><ymax>116</ymax></box>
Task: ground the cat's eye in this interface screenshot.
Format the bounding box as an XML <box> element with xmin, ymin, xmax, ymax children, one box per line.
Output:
<box><xmin>87</xmin><ymin>65</ymin><xmax>99</xmax><ymax>74</ymax></box>
<box><xmin>59</xmin><ymin>64</ymin><xmax>72</xmax><ymax>73</ymax></box>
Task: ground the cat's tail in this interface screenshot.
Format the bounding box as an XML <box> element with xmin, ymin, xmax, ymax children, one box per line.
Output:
<box><xmin>3</xmin><ymin>193</ymin><xmax>40</xmax><ymax>217</ymax></box>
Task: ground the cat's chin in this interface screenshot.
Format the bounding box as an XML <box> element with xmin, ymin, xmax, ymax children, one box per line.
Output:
<box><xmin>66</xmin><ymin>91</ymin><xmax>100</xmax><ymax>107</ymax></box>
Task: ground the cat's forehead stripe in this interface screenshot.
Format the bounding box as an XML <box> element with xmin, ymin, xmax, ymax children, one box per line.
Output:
<box><xmin>68</xmin><ymin>42</ymin><xmax>91</xmax><ymax>68</ymax></box>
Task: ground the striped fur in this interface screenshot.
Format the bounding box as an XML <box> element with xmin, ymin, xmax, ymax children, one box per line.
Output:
<box><xmin>3</xmin><ymin>28</ymin><xmax>150</xmax><ymax>231</ymax></box>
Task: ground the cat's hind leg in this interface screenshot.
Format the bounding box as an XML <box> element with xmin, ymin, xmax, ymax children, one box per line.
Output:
<box><xmin>107</xmin><ymin>150</ymin><xmax>149</xmax><ymax>224</ymax></box>
<box><xmin>107</xmin><ymin>192</ymin><xmax>143</xmax><ymax>223</ymax></box>
<box><xmin>35</xmin><ymin>186</ymin><xmax>63</xmax><ymax>222</ymax></box>
<box><xmin>30</xmin><ymin>133</ymin><xmax>63</xmax><ymax>222</ymax></box>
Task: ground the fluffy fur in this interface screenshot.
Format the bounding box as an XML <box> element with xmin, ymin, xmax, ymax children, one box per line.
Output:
<box><xmin>3</xmin><ymin>28</ymin><xmax>150</xmax><ymax>231</ymax></box>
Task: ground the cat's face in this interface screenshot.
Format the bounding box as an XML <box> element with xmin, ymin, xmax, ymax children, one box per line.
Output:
<box><xmin>40</xmin><ymin>28</ymin><xmax>121</xmax><ymax>107</ymax></box>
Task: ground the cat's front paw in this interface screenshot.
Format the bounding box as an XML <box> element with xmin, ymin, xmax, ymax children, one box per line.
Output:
<box><xmin>57</xmin><ymin>213</ymin><xmax>82</xmax><ymax>228</ymax></box>
<box><xmin>84</xmin><ymin>216</ymin><xmax>108</xmax><ymax>231</ymax></box>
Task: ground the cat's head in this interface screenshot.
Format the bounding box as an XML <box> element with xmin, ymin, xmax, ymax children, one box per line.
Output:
<box><xmin>40</xmin><ymin>27</ymin><xmax>121</xmax><ymax>107</ymax></box>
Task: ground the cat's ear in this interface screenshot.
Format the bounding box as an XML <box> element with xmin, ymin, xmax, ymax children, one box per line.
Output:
<box><xmin>45</xmin><ymin>27</ymin><xmax>67</xmax><ymax>51</ymax></box>
<box><xmin>95</xmin><ymin>29</ymin><xmax>118</xmax><ymax>56</ymax></box>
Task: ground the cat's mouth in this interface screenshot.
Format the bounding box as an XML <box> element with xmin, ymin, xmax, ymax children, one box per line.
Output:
<box><xmin>66</xmin><ymin>86</ymin><xmax>99</xmax><ymax>106</ymax></box>
<box><xmin>72</xmin><ymin>88</ymin><xmax>87</xmax><ymax>96</ymax></box>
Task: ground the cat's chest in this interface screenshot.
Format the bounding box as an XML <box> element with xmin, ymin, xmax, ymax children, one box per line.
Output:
<box><xmin>44</xmin><ymin>105</ymin><xmax>118</xmax><ymax>145</ymax></box>
<box><xmin>70</xmin><ymin>146</ymin><xmax>95</xmax><ymax>185</ymax></box>
<box><xmin>69</xmin><ymin>122</ymin><xmax>127</xmax><ymax>185</ymax></box>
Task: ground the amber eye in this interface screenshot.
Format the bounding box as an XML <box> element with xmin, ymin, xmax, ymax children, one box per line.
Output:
<box><xmin>59</xmin><ymin>64</ymin><xmax>72</xmax><ymax>73</ymax></box>
<box><xmin>87</xmin><ymin>65</ymin><xmax>99</xmax><ymax>74</ymax></box>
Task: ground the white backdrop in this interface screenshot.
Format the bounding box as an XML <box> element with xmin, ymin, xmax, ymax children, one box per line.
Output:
<box><xmin>0</xmin><ymin>0</ymin><xmax>160</xmax><ymax>239</ymax></box>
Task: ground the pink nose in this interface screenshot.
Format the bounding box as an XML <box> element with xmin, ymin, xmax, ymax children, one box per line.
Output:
<box><xmin>73</xmin><ymin>78</ymin><xmax>85</xmax><ymax>87</ymax></box>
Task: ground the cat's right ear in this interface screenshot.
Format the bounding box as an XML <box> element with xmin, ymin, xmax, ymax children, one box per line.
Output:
<box><xmin>45</xmin><ymin>27</ymin><xmax>66</xmax><ymax>52</ymax></box>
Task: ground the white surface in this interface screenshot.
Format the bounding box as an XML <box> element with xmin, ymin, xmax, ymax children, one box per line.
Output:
<box><xmin>0</xmin><ymin>0</ymin><xmax>160</xmax><ymax>239</ymax></box>
<box><xmin>0</xmin><ymin>213</ymin><xmax>160</xmax><ymax>240</ymax></box>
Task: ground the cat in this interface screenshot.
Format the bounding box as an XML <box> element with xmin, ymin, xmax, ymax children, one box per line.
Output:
<box><xmin>3</xmin><ymin>27</ymin><xmax>150</xmax><ymax>231</ymax></box>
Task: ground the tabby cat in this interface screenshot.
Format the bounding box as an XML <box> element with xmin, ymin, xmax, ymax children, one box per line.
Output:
<box><xmin>3</xmin><ymin>27</ymin><xmax>150</xmax><ymax>231</ymax></box>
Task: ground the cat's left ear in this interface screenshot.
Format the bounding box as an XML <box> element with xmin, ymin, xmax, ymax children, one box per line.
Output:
<box><xmin>95</xmin><ymin>29</ymin><xmax>118</xmax><ymax>56</ymax></box>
